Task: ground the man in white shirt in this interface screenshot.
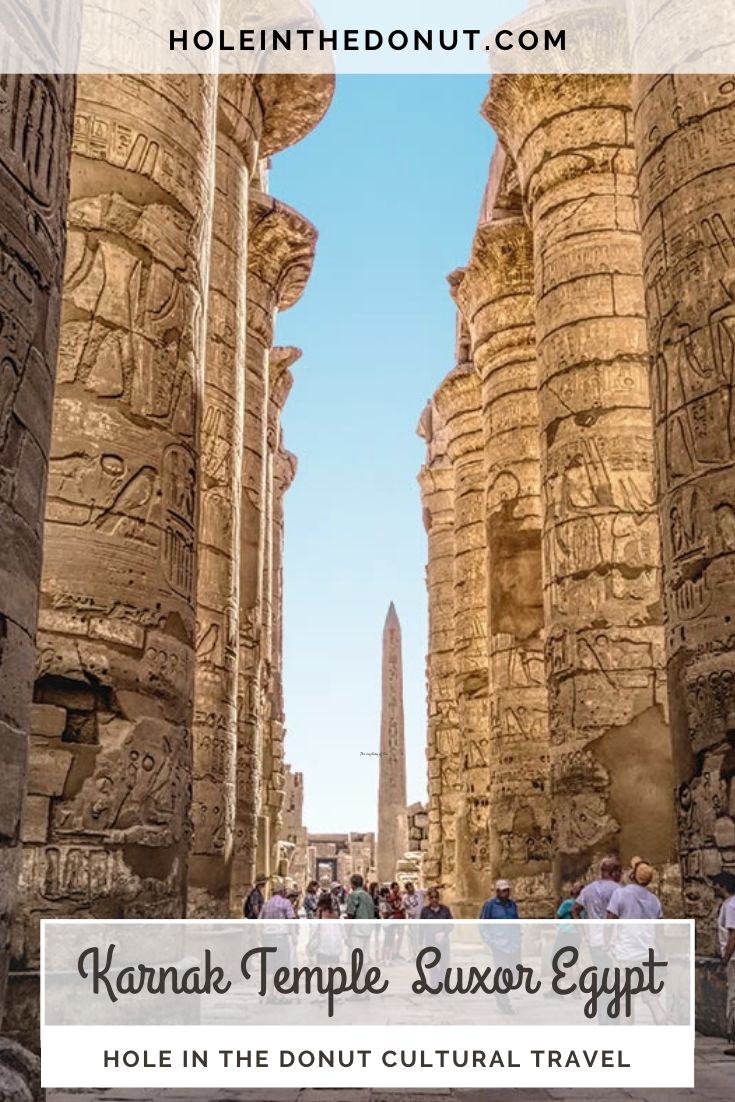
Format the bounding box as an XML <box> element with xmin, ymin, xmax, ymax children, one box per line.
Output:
<box><xmin>606</xmin><ymin>857</ymin><xmax>662</xmax><ymax>965</ymax></box>
<box><xmin>713</xmin><ymin>871</ymin><xmax>735</xmax><ymax>1056</ymax></box>
<box><xmin>573</xmin><ymin>854</ymin><xmax>622</xmax><ymax>921</ymax></box>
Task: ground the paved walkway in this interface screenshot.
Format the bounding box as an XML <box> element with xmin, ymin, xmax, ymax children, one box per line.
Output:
<box><xmin>48</xmin><ymin>1035</ymin><xmax>733</xmax><ymax>1102</ymax></box>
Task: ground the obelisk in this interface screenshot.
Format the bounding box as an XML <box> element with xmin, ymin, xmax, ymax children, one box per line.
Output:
<box><xmin>377</xmin><ymin>602</ymin><xmax>408</xmax><ymax>881</ymax></box>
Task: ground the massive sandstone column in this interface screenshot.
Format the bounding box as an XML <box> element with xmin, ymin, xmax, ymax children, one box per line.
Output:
<box><xmin>631</xmin><ymin>74</ymin><xmax>735</xmax><ymax>946</ymax></box>
<box><xmin>377</xmin><ymin>603</ymin><xmax>408</xmax><ymax>882</ymax></box>
<box><xmin>433</xmin><ymin>340</ymin><xmax>489</xmax><ymax>913</ymax></box>
<box><xmin>486</xmin><ymin>76</ymin><xmax>677</xmax><ymax>889</ymax></box>
<box><xmin>456</xmin><ymin>166</ymin><xmax>553</xmax><ymax>915</ymax></box>
<box><xmin>188</xmin><ymin>78</ymin><xmax>263</xmax><ymax>918</ymax></box>
<box><xmin>14</xmin><ymin>76</ymin><xmax>217</xmax><ymax>971</ymax></box>
<box><xmin>0</xmin><ymin>71</ymin><xmax>75</xmax><ymax>1030</ymax></box>
<box><xmin>417</xmin><ymin>403</ymin><xmax>456</xmax><ymax>888</ymax></box>
<box><xmin>262</xmin><ymin>347</ymin><xmax>299</xmax><ymax>876</ymax></box>
<box><xmin>231</xmin><ymin>192</ymin><xmax>316</xmax><ymax>906</ymax></box>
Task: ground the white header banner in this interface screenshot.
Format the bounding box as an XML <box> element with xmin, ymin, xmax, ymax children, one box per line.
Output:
<box><xmin>41</xmin><ymin>918</ymin><xmax>695</xmax><ymax>1089</ymax></box>
<box><xmin>1</xmin><ymin>0</ymin><xmax>734</xmax><ymax>75</ymax></box>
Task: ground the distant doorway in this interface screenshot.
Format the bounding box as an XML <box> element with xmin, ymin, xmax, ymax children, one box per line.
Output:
<box><xmin>316</xmin><ymin>857</ymin><xmax>338</xmax><ymax>883</ymax></box>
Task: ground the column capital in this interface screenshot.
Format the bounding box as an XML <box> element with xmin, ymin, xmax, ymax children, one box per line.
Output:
<box><xmin>274</xmin><ymin>448</ymin><xmax>298</xmax><ymax>494</ymax></box>
<box><xmin>256</xmin><ymin>73</ymin><xmax>334</xmax><ymax>157</ymax></box>
<box><xmin>269</xmin><ymin>346</ymin><xmax>301</xmax><ymax>411</ymax></box>
<box><xmin>248</xmin><ymin>191</ymin><xmax>317</xmax><ymax>312</ymax></box>
<box><xmin>483</xmin><ymin>74</ymin><xmax>633</xmax><ymax>199</ymax></box>
<box><xmin>218</xmin><ymin>76</ymin><xmax>263</xmax><ymax>174</ymax></box>
<box><xmin>456</xmin><ymin>217</ymin><xmax>533</xmax><ymax>326</ymax></box>
<box><xmin>432</xmin><ymin>365</ymin><xmax>482</xmax><ymax>464</ymax></box>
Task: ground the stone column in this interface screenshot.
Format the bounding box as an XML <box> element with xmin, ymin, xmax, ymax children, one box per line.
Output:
<box><xmin>456</xmin><ymin>212</ymin><xmax>553</xmax><ymax>916</ymax></box>
<box><xmin>433</xmin><ymin>345</ymin><xmax>489</xmax><ymax>914</ymax></box>
<box><xmin>486</xmin><ymin>76</ymin><xmax>677</xmax><ymax>889</ymax></box>
<box><xmin>631</xmin><ymin>74</ymin><xmax>735</xmax><ymax>945</ymax></box>
<box><xmin>417</xmin><ymin>403</ymin><xmax>456</xmax><ymax>889</ymax></box>
<box><xmin>188</xmin><ymin>78</ymin><xmax>263</xmax><ymax>918</ymax></box>
<box><xmin>231</xmin><ymin>192</ymin><xmax>315</xmax><ymax>908</ymax></box>
<box><xmin>263</xmin><ymin>347</ymin><xmax>299</xmax><ymax>874</ymax></box>
<box><xmin>0</xmin><ymin>72</ymin><xmax>75</xmax><ymax>1031</ymax></box>
<box><xmin>14</xmin><ymin>75</ymin><xmax>216</xmax><ymax>972</ymax></box>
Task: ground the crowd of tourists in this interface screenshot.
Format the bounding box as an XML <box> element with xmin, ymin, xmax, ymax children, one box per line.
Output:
<box><xmin>243</xmin><ymin>856</ymin><xmax>735</xmax><ymax>1055</ymax></box>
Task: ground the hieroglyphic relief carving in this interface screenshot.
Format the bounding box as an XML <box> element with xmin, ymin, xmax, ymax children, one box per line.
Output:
<box><xmin>486</xmin><ymin>75</ymin><xmax>678</xmax><ymax>891</ymax></box>
<box><xmin>432</xmin><ymin>342</ymin><xmax>488</xmax><ymax>914</ymax></box>
<box><xmin>14</xmin><ymin>76</ymin><xmax>217</xmax><ymax>967</ymax></box>
<box><xmin>189</xmin><ymin>78</ymin><xmax>263</xmax><ymax>918</ymax></box>
<box><xmin>455</xmin><ymin>169</ymin><xmax>553</xmax><ymax>915</ymax></box>
<box><xmin>231</xmin><ymin>192</ymin><xmax>316</xmax><ymax>906</ymax></box>
<box><xmin>632</xmin><ymin>74</ymin><xmax>735</xmax><ymax>949</ymax></box>
<box><xmin>418</xmin><ymin>402</ymin><xmax>456</xmax><ymax>888</ymax></box>
<box><xmin>0</xmin><ymin>71</ymin><xmax>75</xmax><ymax>1022</ymax></box>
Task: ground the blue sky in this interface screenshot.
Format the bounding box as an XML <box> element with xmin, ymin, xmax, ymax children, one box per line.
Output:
<box><xmin>271</xmin><ymin>76</ymin><xmax>493</xmax><ymax>834</ymax></box>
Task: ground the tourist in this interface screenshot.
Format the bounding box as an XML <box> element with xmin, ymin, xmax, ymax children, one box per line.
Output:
<box><xmin>313</xmin><ymin>892</ymin><xmax>343</xmax><ymax>964</ymax></box>
<box><xmin>330</xmin><ymin>881</ymin><xmax>343</xmax><ymax>915</ymax></box>
<box><xmin>303</xmin><ymin>879</ymin><xmax>319</xmax><ymax>919</ymax></box>
<box><xmin>480</xmin><ymin>878</ymin><xmax>519</xmax><ymax>920</ymax></box>
<box><xmin>606</xmin><ymin>857</ymin><xmax>663</xmax><ymax>921</ymax></box>
<box><xmin>713</xmin><ymin>871</ymin><xmax>735</xmax><ymax>1056</ymax></box>
<box><xmin>558</xmin><ymin>881</ymin><xmax>585</xmax><ymax>921</ymax></box>
<box><xmin>368</xmin><ymin>881</ymin><xmax>380</xmax><ymax>910</ymax></box>
<box><xmin>388</xmin><ymin>881</ymin><xmax>406</xmax><ymax>918</ymax></box>
<box><xmin>420</xmin><ymin>887</ymin><xmax>452</xmax><ymax>920</ymax></box>
<box><xmin>479</xmin><ymin>879</ymin><xmax>520</xmax><ymax>1015</ymax></box>
<box><xmin>572</xmin><ymin>854</ymin><xmax>621</xmax><ymax>920</ymax></box>
<box><xmin>243</xmin><ymin>874</ymin><xmax>267</xmax><ymax>919</ymax></box>
<box><xmin>403</xmin><ymin>881</ymin><xmax>424</xmax><ymax>918</ymax></box>
<box><xmin>259</xmin><ymin>879</ymin><xmax>296</xmax><ymax>919</ymax></box>
<box><xmin>287</xmin><ymin>888</ymin><xmax>301</xmax><ymax>916</ymax></box>
<box><xmin>344</xmin><ymin>873</ymin><xmax>376</xmax><ymax>919</ymax></box>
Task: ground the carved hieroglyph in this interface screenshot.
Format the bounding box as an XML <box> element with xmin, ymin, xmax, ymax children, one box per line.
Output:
<box><xmin>0</xmin><ymin>73</ymin><xmax>75</xmax><ymax>1018</ymax></box>
<box><xmin>433</xmin><ymin>346</ymin><xmax>489</xmax><ymax>913</ymax></box>
<box><xmin>632</xmin><ymin>75</ymin><xmax>735</xmax><ymax>948</ymax></box>
<box><xmin>417</xmin><ymin>404</ymin><xmax>456</xmax><ymax>888</ymax></box>
<box><xmin>263</xmin><ymin>349</ymin><xmax>299</xmax><ymax>873</ymax></box>
<box><xmin>189</xmin><ymin>78</ymin><xmax>263</xmax><ymax>918</ymax></box>
<box><xmin>231</xmin><ymin>192</ymin><xmax>316</xmax><ymax>906</ymax></box>
<box><xmin>456</xmin><ymin>201</ymin><xmax>553</xmax><ymax>916</ymax></box>
<box><xmin>486</xmin><ymin>76</ymin><xmax>677</xmax><ymax>887</ymax></box>
<box><xmin>377</xmin><ymin>603</ymin><xmax>409</xmax><ymax>882</ymax></box>
<box><xmin>16</xmin><ymin>76</ymin><xmax>217</xmax><ymax>960</ymax></box>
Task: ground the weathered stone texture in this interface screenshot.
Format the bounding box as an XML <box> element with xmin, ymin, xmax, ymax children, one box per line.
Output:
<box><xmin>631</xmin><ymin>74</ymin><xmax>735</xmax><ymax>949</ymax></box>
<box><xmin>377</xmin><ymin>603</ymin><xmax>408</xmax><ymax>882</ymax></box>
<box><xmin>456</xmin><ymin>194</ymin><xmax>553</xmax><ymax>916</ymax></box>
<box><xmin>231</xmin><ymin>192</ymin><xmax>316</xmax><ymax>906</ymax></box>
<box><xmin>432</xmin><ymin>345</ymin><xmax>489</xmax><ymax>914</ymax></box>
<box><xmin>0</xmin><ymin>71</ymin><xmax>75</xmax><ymax>1021</ymax></box>
<box><xmin>417</xmin><ymin>403</ymin><xmax>456</xmax><ymax>889</ymax></box>
<box><xmin>15</xmin><ymin>76</ymin><xmax>217</xmax><ymax>964</ymax></box>
<box><xmin>189</xmin><ymin>78</ymin><xmax>262</xmax><ymax>918</ymax></box>
<box><xmin>486</xmin><ymin>74</ymin><xmax>678</xmax><ymax>889</ymax></box>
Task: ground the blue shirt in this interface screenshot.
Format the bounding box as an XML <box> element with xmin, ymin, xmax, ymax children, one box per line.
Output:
<box><xmin>479</xmin><ymin>896</ymin><xmax>520</xmax><ymax>954</ymax></box>
<box><xmin>480</xmin><ymin>897</ymin><xmax>519</xmax><ymax>920</ymax></box>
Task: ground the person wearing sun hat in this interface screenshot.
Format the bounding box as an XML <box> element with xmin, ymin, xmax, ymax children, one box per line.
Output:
<box><xmin>606</xmin><ymin>856</ymin><xmax>663</xmax><ymax>968</ymax></box>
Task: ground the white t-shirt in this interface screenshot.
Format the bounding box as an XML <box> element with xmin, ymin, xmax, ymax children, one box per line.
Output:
<box><xmin>578</xmin><ymin>878</ymin><xmax>618</xmax><ymax>919</ymax></box>
<box><xmin>607</xmin><ymin>883</ymin><xmax>662</xmax><ymax>962</ymax></box>
<box><xmin>717</xmin><ymin>895</ymin><xmax>735</xmax><ymax>957</ymax></box>
<box><xmin>607</xmin><ymin>883</ymin><xmax>663</xmax><ymax>920</ymax></box>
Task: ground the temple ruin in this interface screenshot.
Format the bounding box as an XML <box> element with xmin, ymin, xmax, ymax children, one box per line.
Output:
<box><xmin>1</xmin><ymin>42</ymin><xmax>735</xmax><ymax>1083</ymax></box>
<box><xmin>420</xmin><ymin>74</ymin><xmax>735</xmax><ymax>1028</ymax></box>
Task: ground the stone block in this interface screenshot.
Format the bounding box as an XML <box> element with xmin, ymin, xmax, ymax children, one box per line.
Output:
<box><xmin>30</xmin><ymin>703</ymin><xmax>66</xmax><ymax>738</ymax></box>
<box><xmin>26</xmin><ymin>747</ymin><xmax>73</xmax><ymax>797</ymax></box>
<box><xmin>20</xmin><ymin>796</ymin><xmax>50</xmax><ymax>844</ymax></box>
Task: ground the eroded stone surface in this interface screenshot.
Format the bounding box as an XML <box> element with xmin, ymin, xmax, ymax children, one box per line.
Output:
<box><xmin>632</xmin><ymin>74</ymin><xmax>735</xmax><ymax>950</ymax></box>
